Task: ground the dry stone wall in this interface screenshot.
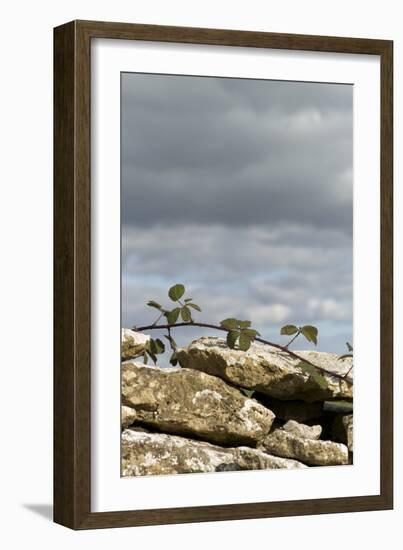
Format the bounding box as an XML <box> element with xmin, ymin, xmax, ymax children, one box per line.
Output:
<box><xmin>121</xmin><ymin>331</ymin><xmax>353</xmax><ymax>476</ymax></box>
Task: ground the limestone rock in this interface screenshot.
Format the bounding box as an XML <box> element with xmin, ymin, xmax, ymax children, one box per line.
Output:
<box><xmin>122</xmin><ymin>362</ymin><xmax>275</xmax><ymax>445</ymax></box>
<box><xmin>256</xmin><ymin>396</ymin><xmax>324</xmax><ymax>422</ymax></box>
<box><xmin>259</xmin><ymin>429</ymin><xmax>348</xmax><ymax>466</ymax></box>
<box><xmin>121</xmin><ymin>329</ymin><xmax>150</xmax><ymax>361</ymax></box>
<box><xmin>121</xmin><ymin>406</ymin><xmax>136</xmax><ymax>428</ymax></box>
<box><xmin>122</xmin><ymin>429</ymin><xmax>307</xmax><ymax>476</ymax></box>
<box><xmin>282</xmin><ymin>420</ymin><xmax>322</xmax><ymax>440</ymax></box>
<box><xmin>177</xmin><ymin>337</ymin><xmax>352</xmax><ymax>402</ymax></box>
<box><xmin>332</xmin><ymin>414</ymin><xmax>353</xmax><ymax>452</ymax></box>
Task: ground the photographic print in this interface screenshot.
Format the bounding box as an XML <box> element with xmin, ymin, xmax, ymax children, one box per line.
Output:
<box><xmin>120</xmin><ymin>72</ymin><xmax>354</xmax><ymax>477</ymax></box>
<box><xmin>54</xmin><ymin>21</ymin><xmax>392</xmax><ymax>528</ymax></box>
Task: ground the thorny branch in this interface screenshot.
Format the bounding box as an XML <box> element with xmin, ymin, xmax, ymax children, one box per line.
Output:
<box><xmin>133</xmin><ymin>321</ymin><xmax>353</xmax><ymax>385</ymax></box>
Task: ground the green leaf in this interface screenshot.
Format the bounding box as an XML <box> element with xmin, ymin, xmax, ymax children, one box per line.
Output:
<box><xmin>154</xmin><ymin>338</ymin><xmax>165</xmax><ymax>354</ymax></box>
<box><xmin>297</xmin><ymin>361</ymin><xmax>313</xmax><ymax>375</ymax></box>
<box><xmin>281</xmin><ymin>324</ymin><xmax>299</xmax><ymax>336</ymax></box>
<box><xmin>168</xmin><ymin>284</ymin><xmax>185</xmax><ymax>301</ymax></box>
<box><xmin>167</xmin><ymin>307</ymin><xmax>181</xmax><ymax>324</ymax></box>
<box><xmin>240</xmin><ymin>388</ymin><xmax>255</xmax><ymax>398</ymax></box>
<box><xmin>338</xmin><ymin>353</ymin><xmax>353</xmax><ymax>361</ymax></box>
<box><xmin>239</xmin><ymin>332</ymin><xmax>252</xmax><ymax>351</ymax></box>
<box><xmin>297</xmin><ymin>361</ymin><xmax>328</xmax><ymax>390</ymax></box>
<box><xmin>164</xmin><ymin>334</ymin><xmax>178</xmax><ymax>349</ymax></box>
<box><xmin>170</xmin><ymin>352</ymin><xmax>179</xmax><ymax>366</ymax></box>
<box><xmin>146</xmin><ymin>300</ymin><xmax>162</xmax><ymax>310</ymax></box>
<box><xmin>220</xmin><ymin>318</ymin><xmax>239</xmax><ymax>330</ymax></box>
<box><xmin>226</xmin><ymin>330</ymin><xmax>239</xmax><ymax>349</ymax></box>
<box><xmin>147</xmin><ymin>338</ymin><xmax>158</xmax><ymax>355</ymax></box>
<box><xmin>181</xmin><ymin>306</ymin><xmax>192</xmax><ymax>322</ymax></box>
<box><xmin>147</xmin><ymin>338</ymin><xmax>164</xmax><ymax>355</ymax></box>
<box><xmin>238</xmin><ymin>320</ymin><xmax>251</xmax><ymax>328</ymax></box>
<box><xmin>241</xmin><ymin>328</ymin><xmax>260</xmax><ymax>339</ymax></box>
<box><xmin>310</xmin><ymin>370</ymin><xmax>327</xmax><ymax>390</ymax></box>
<box><xmin>300</xmin><ymin>325</ymin><xmax>318</xmax><ymax>345</ymax></box>
<box><xmin>146</xmin><ymin>350</ymin><xmax>158</xmax><ymax>365</ymax></box>
<box><xmin>346</xmin><ymin>342</ymin><xmax>353</xmax><ymax>352</ymax></box>
<box><xmin>143</xmin><ymin>352</ymin><xmax>148</xmax><ymax>365</ymax></box>
<box><xmin>187</xmin><ymin>303</ymin><xmax>202</xmax><ymax>312</ymax></box>
<box><xmin>184</xmin><ymin>298</ymin><xmax>193</xmax><ymax>303</ymax></box>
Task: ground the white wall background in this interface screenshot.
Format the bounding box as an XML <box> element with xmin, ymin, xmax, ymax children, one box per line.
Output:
<box><xmin>0</xmin><ymin>1</ymin><xmax>400</xmax><ymax>548</ymax></box>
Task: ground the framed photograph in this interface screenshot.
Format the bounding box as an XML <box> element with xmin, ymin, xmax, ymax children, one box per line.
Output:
<box><xmin>54</xmin><ymin>20</ymin><xmax>393</xmax><ymax>529</ymax></box>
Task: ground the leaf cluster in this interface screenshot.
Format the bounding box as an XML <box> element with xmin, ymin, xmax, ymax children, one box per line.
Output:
<box><xmin>143</xmin><ymin>337</ymin><xmax>165</xmax><ymax>365</ymax></box>
<box><xmin>147</xmin><ymin>284</ymin><xmax>202</xmax><ymax>325</ymax></box>
<box><xmin>145</xmin><ymin>284</ymin><xmax>202</xmax><ymax>366</ymax></box>
<box><xmin>280</xmin><ymin>324</ymin><xmax>318</xmax><ymax>345</ymax></box>
<box><xmin>220</xmin><ymin>318</ymin><xmax>260</xmax><ymax>351</ymax></box>
<box><xmin>138</xmin><ymin>284</ymin><xmax>346</xmax><ymax>385</ymax></box>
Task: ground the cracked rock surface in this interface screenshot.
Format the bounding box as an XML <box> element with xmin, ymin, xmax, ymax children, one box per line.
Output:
<box><xmin>177</xmin><ymin>337</ymin><xmax>353</xmax><ymax>402</ymax></box>
<box><xmin>122</xmin><ymin>429</ymin><xmax>307</xmax><ymax>476</ymax></box>
<box><xmin>259</xmin><ymin>429</ymin><xmax>349</xmax><ymax>466</ymax></box>
<box><xmin>122</xmin><ymin>362</ymin><xmax>275</xmax><ymax>445</ymax></box>
<box><xmin>282</xmin><ymin>420</ymin><xmax>322</xmax><ymax>440</ymax></box>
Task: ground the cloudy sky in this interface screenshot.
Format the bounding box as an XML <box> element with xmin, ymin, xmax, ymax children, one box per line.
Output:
<box><xmin>121</xmin><ymin>72</ymin><xmax>353</xmax><ymax>364</ymax></box>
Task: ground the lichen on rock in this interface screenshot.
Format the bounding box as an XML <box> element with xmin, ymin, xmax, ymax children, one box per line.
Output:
<box><xmin>282</xmin><ymin>420</ymin><xmax>322</xmax><ymax>440</ymax></box>
<box><xmin>121</xmin><ymin>429</ymin><xmax>307</xmax><ymax>476</ymax></box>
<box><xmin>177</xmin><ymin>337</ymin><xmax>353</xmax><ymax>402</ymax></box>
<box><xmin>121</xmin><ymin>405</ymin><xmax>136</xmax><ymax>429</ymax></box>
<box><xmin>121</xmin><ymin>329</ymin><xmax>150</xmax><ymax>361</ymax></box>
<box><xmin>122</xmin><ymin>361</ymin><xmax>275</xmax><ymax>445</ymax></box>
<box><xmin>259</xmin><ymin>429</ymin><xmax>349</xmax><ymax>466</ymax></box>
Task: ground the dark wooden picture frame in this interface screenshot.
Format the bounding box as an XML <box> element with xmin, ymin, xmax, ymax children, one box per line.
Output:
<box><xmin>54</xmin><ymin>20</ymin><xmax>393</xmax><ymax>530</ymax></box>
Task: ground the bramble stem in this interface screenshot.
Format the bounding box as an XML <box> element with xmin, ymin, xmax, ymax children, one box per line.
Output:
<box><xmin>133</xmin><ymin>321</ymin><xmax>353</xmax><ymax>385</ymax></box>
<box><xmin>152</xmin><ymin>312</ymin><xmax>164</xmax><ymax>326</ymax></box>
<box><xmin>167</xmin><ymin>326</ymin><xmax>177</xmax><ymax>351</ymax></box>
<box><xmin>343</xmin><ymin>364</ymin><xmax>354</xmax><ymax>379</ymax></box>
<box><xmin>285</xmin><ymin>331</ymin><xmax>301</xmax><ymax>348</ymax></box>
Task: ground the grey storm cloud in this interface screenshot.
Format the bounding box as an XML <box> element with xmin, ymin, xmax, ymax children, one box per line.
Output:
<box><xmin>121</xmin><ymin>73</ymin><xmax>352</xmax><ymax>231</ymax></box>
<box><xmin>121</xmin><ymin>72</ymin><xmax>353</xmax><ymax>360</ymax></box>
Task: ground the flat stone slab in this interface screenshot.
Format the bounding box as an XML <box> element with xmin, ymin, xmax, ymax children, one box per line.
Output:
<box><xmin>122</xmin><ymin>429</ymin><xmax>307</xmax><ymax>476</ymax></box>
<box><xmin>177</xmin><ymin>337</ymin><xmax>353</xmax><ymax>402</ymax></box>
<box><xmin>259</xmin><ymin>429</ymin><xmax>349</xmax><ymax>466</ymax></box>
